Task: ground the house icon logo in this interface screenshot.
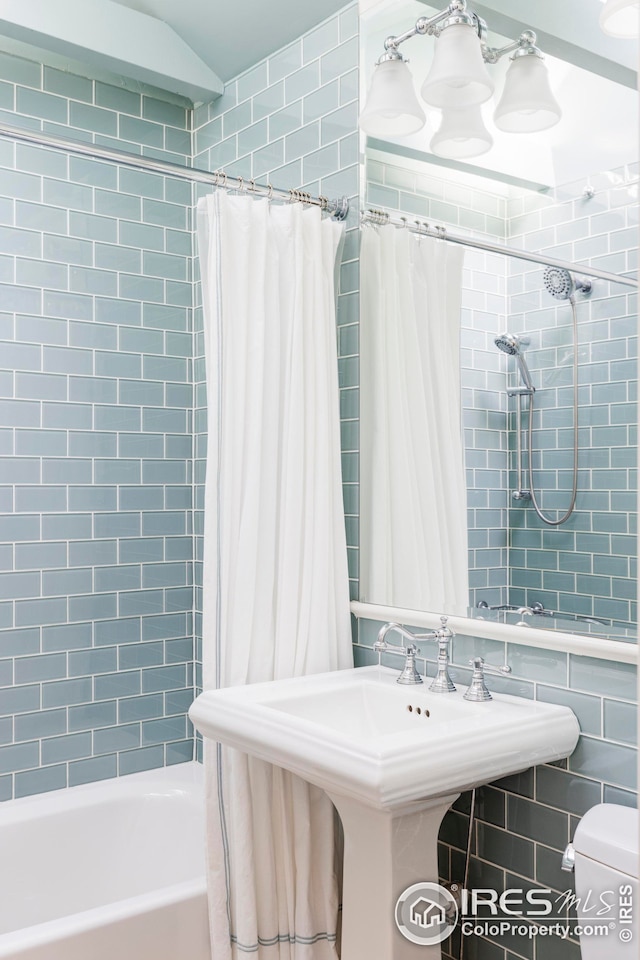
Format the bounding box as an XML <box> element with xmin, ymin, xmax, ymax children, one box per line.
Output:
<box><xmin>395</xmin><ymin>882</ymin><xmax>459</xmax><ymax>946</ymax></box>
<box><xmin>410</xmin><ymin>897</ymin><xmax>446</xmax><ymax>930</ymax></box>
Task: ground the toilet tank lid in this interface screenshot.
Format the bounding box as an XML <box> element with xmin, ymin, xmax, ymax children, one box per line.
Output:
<box><xmin>573</xmin><ymin>804</ymin><xmax>638</xmax><ymax>879</ymax></box>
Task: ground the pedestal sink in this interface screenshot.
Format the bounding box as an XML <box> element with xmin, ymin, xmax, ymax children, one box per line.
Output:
<box><xmin>190</xmin><ymin>665</ymin><xmax>579</xmax><ymax>959</ymax></box>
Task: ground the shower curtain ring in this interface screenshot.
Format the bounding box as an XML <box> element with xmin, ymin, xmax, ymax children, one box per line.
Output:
<box><xmin>371</xmin><ymin>209</ymin><xmax>388</xmax><ymax>225</ymax></box>
<box><xmin>268</xmin><ymin>183</ymin><xmax>274</xmax><ymax>201</ymax></box>
<box><xmin>319</xmin><ymin>195</ymin><xmax>328</xmax><ymax>211</ymax></box>
<box><xmin>214</xmin><ymin>171</ymin><xmax>220</xmax><ymax>186</ymax></box>
<box><xmin>237</xmin><ymin>176</ymin><xmax>244</xmax><ymax>193</ymax></box>
<box><xmin>221</xmin><ymin>171</ymin><xmax>228</xmax><ymax>188</ymax></box>
<box><xmin>249</xmin><ymin>179</ymin><xmax>256</xmax><ymax>194</ymax></box>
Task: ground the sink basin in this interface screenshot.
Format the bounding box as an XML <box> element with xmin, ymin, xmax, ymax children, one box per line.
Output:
<box><xmin>190</xmin><ymin>665</ymin><xmax>579</xmax><ymax>960</ymax></box>
<box><xmin>190</xmin><ymin>664</ymin><xmax>579</xmax><ymax>810</ymax></box>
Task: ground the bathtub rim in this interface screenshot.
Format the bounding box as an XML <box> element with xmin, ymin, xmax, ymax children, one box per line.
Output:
<box><xmin>0</xmin><ymin>759</ymin><xmax>204</xmax><ymax>824</ymax></box>
<box><xmin>0</xmin><ymin>877</ymin><xmax>207</xmax><ymax>957</ymax></box>
<box><xmin>0</xmin><ymin>760</ymin><xmax>207</xmax><ymax>957</ymax></box>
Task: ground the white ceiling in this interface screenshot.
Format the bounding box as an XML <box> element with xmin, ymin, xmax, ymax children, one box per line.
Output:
<box><xmin>109</xmin><ymin>0</ymin><xmax>349</xmax><ymax>82</ymax></box>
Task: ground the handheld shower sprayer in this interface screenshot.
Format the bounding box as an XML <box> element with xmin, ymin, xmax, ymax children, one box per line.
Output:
<box><xmin>494</xmin><ymin>332</ymin><xmax>535</xmax><ymax>393</ymax></box>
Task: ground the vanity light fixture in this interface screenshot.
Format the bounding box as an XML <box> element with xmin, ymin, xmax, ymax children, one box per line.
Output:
<box><xmin>599</xmin><ymin>0</ymin><xmax>639</xmax><ymax>37</ymax></box>
<box><xmin>421</xmin><ymin>9</ymin><xmax>494</xmax><ymax>108</ymax></box>
<box><xmin>430</xmin><ymin>103</ymin><xmax>493</xmax><ymax>159</ymax></box>
<box><xmin>359</xmin><ymin>55</ymin><xmax>426</xmax><ymax>137</ymax></box>
<box><xmin>360</xmin><ymin>0</ymin><xmax>561</xmax><ymax>159</ymax></box>
<box><xmin>492</xmin><ymin>34</ymin><xmax>563</xmax><ymax>134</ymax></box>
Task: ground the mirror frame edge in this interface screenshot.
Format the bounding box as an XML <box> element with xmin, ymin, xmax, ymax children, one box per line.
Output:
<box><xmin>351</xmin><ymin>602</ymin><xmax>639</xmax><ymax>663</ymax></box>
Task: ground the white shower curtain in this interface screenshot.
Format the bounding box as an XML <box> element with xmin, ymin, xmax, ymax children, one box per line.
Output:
<box><xmin>197</xmin><ymin>191</ymin><xmax>352</xmax><ymax>960</ymax></box>
<box><xmin>359</xmin><ymin>224</ymin><xmax>469</xmax><ymax>615</ymax></box>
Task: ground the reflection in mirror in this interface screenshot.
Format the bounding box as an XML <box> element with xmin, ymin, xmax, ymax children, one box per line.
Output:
<box><xmin>359</xmin><ymin>0</ymin><xmax>638</xmax><ymax>642</ymax></box>
<box><xmin>360</xmin><ymin>223</ymin><xmax>469</xmax><ymax>615</ymax></box>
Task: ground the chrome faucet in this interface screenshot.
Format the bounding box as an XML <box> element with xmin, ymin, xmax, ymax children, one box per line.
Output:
<box><xmin>374</xmin><ymin>623</ymin><xmax>423</xmax><ymax>684</ymax></box>
<box><xmin>374</xmin><ymin>617</ymin><xmax>456</xmax><ymax>691</ymax></box>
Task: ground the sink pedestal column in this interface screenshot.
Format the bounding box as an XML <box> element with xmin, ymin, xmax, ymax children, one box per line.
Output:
<box><xmin>328</xmin><ymin>791</ymin><xmax>460</xmax><ymax>960</ymax></box>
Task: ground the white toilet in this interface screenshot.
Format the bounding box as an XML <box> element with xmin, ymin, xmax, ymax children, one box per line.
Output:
<box><xmin>568</xmin><ymin>803</ymin><xmax>638</xmax><ymax>958</ymax></box>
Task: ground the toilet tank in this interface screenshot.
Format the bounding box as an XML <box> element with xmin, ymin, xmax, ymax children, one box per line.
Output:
<box><xmin>573</xmin><ymin>804</ymin><xmax>638</xmax><ymax>959</ymax></box>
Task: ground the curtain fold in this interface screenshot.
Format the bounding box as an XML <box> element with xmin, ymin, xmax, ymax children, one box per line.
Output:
<box><xmin>359</xmin><ymin>224</ymin><xmax>469</xmax><ymax>615</ymax></box>
<box><xmin>198</xmin><ymin>192</ymin><xmax>352</xmax><ymax>960</ymax></box>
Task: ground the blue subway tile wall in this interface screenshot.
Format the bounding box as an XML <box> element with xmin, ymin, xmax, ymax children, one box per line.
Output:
<box><xmin>506</xmin><ymin>171</ymin><xmax>637</xmax><ymax>628</ymax></box>
<box><xmin>0</xmin><ymin>54</ymin><xmax>195</xmax><ymax>799</ymax></box>
<box><xmin>191</xmin><ymin>1</ymin><xmax>360</xmax><ymax>754</ymax></box>
<box><xmin>354</xmin><ymin>614</ymin><xmax>637</xmax><ymax>960</ymax></box>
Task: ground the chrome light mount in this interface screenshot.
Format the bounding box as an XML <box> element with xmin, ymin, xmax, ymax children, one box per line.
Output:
<box><xmin>482</xmin><ymin>29</ymin><xmax>545</xmax><ymax>65</ymax></box>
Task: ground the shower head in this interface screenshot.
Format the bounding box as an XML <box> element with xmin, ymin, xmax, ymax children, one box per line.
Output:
<box><xmin>495</xmin><ymin>332</ymin><xmax>526</xmax><ymax>357</ymax></box>
<box><xmin>543</xmin><ymin>265</ymin><xmax>592</xmax><ymax>301</ymax></box>
<box><xmin>543</xmin><ymin>266</ymin><xmax>573</xmax><ymax>300</ymax></box>
<box><xmin>494</xmin><ymin>332</ymin><xmax>535</xmax><ymax>392</ymax></box>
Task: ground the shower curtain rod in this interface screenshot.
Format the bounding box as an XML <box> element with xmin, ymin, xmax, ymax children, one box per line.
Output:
<box><xmin>0</xmin><ymin>122</ymin><xmax>350</xmax><ymax>221</ymax></box>
<box><xmin>362</xmin><ymin>208</ymin><xmax>638</xmax><ymax>289</ymax></box>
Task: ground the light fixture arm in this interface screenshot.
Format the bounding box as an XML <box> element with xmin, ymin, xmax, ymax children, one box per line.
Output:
<box><xmin>482</xmin><ymin>29</ymin><xmax>541</xmax><ymax>64</ymax></box>
<box><xmin>379</xmin><ymin>0</ymin><xmax>471</xmax><ymax>62</ymax></box>
<box><xmin>380</xmin><ymin>8</ymin><xmax>542</xmax><ymax>66</ymax></box>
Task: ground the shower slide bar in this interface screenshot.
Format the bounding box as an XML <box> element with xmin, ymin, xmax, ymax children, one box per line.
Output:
<box><xmin>0</xmin><ymin>122</ymin><xmax>350</xmax><ymax>221</ymax></box>
<box><xmin>362</xmin><ymin>208</ymin><xmax>638</xmax><ymax>288</ymax></box>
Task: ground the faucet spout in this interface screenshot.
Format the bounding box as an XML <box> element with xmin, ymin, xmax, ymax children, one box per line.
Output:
<box><xmin>375</xmin><ymin>622</ymin><xmax>420</xmax><ymax>653</ymax></box>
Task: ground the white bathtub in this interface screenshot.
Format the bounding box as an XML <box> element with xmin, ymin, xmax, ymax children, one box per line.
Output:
<box><xmin>0</xmin><ymin>762</ymin><xmax>210</xmax><ymax>960</ymax></box>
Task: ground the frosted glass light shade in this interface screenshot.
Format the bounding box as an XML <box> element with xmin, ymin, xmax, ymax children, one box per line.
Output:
<box><xmin>430</xmin><ymin>105</ymin><xmax>493</xmax><ymax>159</ymax></box>
<box><xmin>421</xmin><ymin>22</ymin><xmax>495</xmax><ymax>109</ymax></box>
<box><xmin>494</xmin><ymin>55</ymin><xmax>562</xmax><ymax>133</ymax></box>
<box><xmin>599</xmin><ymin>0</ymin><xmax>639</xmax><ymax>37</ymax></box>
<box><xmin>359</xmin><ymin>59</ymin><xmax>426</xmax><ymax>136</ymax></box>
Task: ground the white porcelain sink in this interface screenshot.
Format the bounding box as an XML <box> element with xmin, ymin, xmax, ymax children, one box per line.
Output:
<box><xmin>190</xmin><ymin>664</ymin><xmax>579</xmax><ymax>810</ymax></box>
<box><xmin>190</xmin><ymin>665</ymin><xmax>579</xmax><ymax>960</ymax></box>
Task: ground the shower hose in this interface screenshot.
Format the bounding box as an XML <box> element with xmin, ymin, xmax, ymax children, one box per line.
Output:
<box><xmin>526</xmin><ymin>294</ymin><xmax>579</xmax><ymax>526</ymax></box>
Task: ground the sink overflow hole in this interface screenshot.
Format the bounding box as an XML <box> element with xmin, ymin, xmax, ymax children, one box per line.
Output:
<box><xmin>406</xmin><ymin>705</ymin><xmax>431</xmax><ymax>717</ymax></box>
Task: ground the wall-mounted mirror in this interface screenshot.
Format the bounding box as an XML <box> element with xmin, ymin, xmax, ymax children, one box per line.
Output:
<box><xmin>358</xmin><ymin>0</ymin><xmax>638</xmax><ymax>643</ymax></box>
